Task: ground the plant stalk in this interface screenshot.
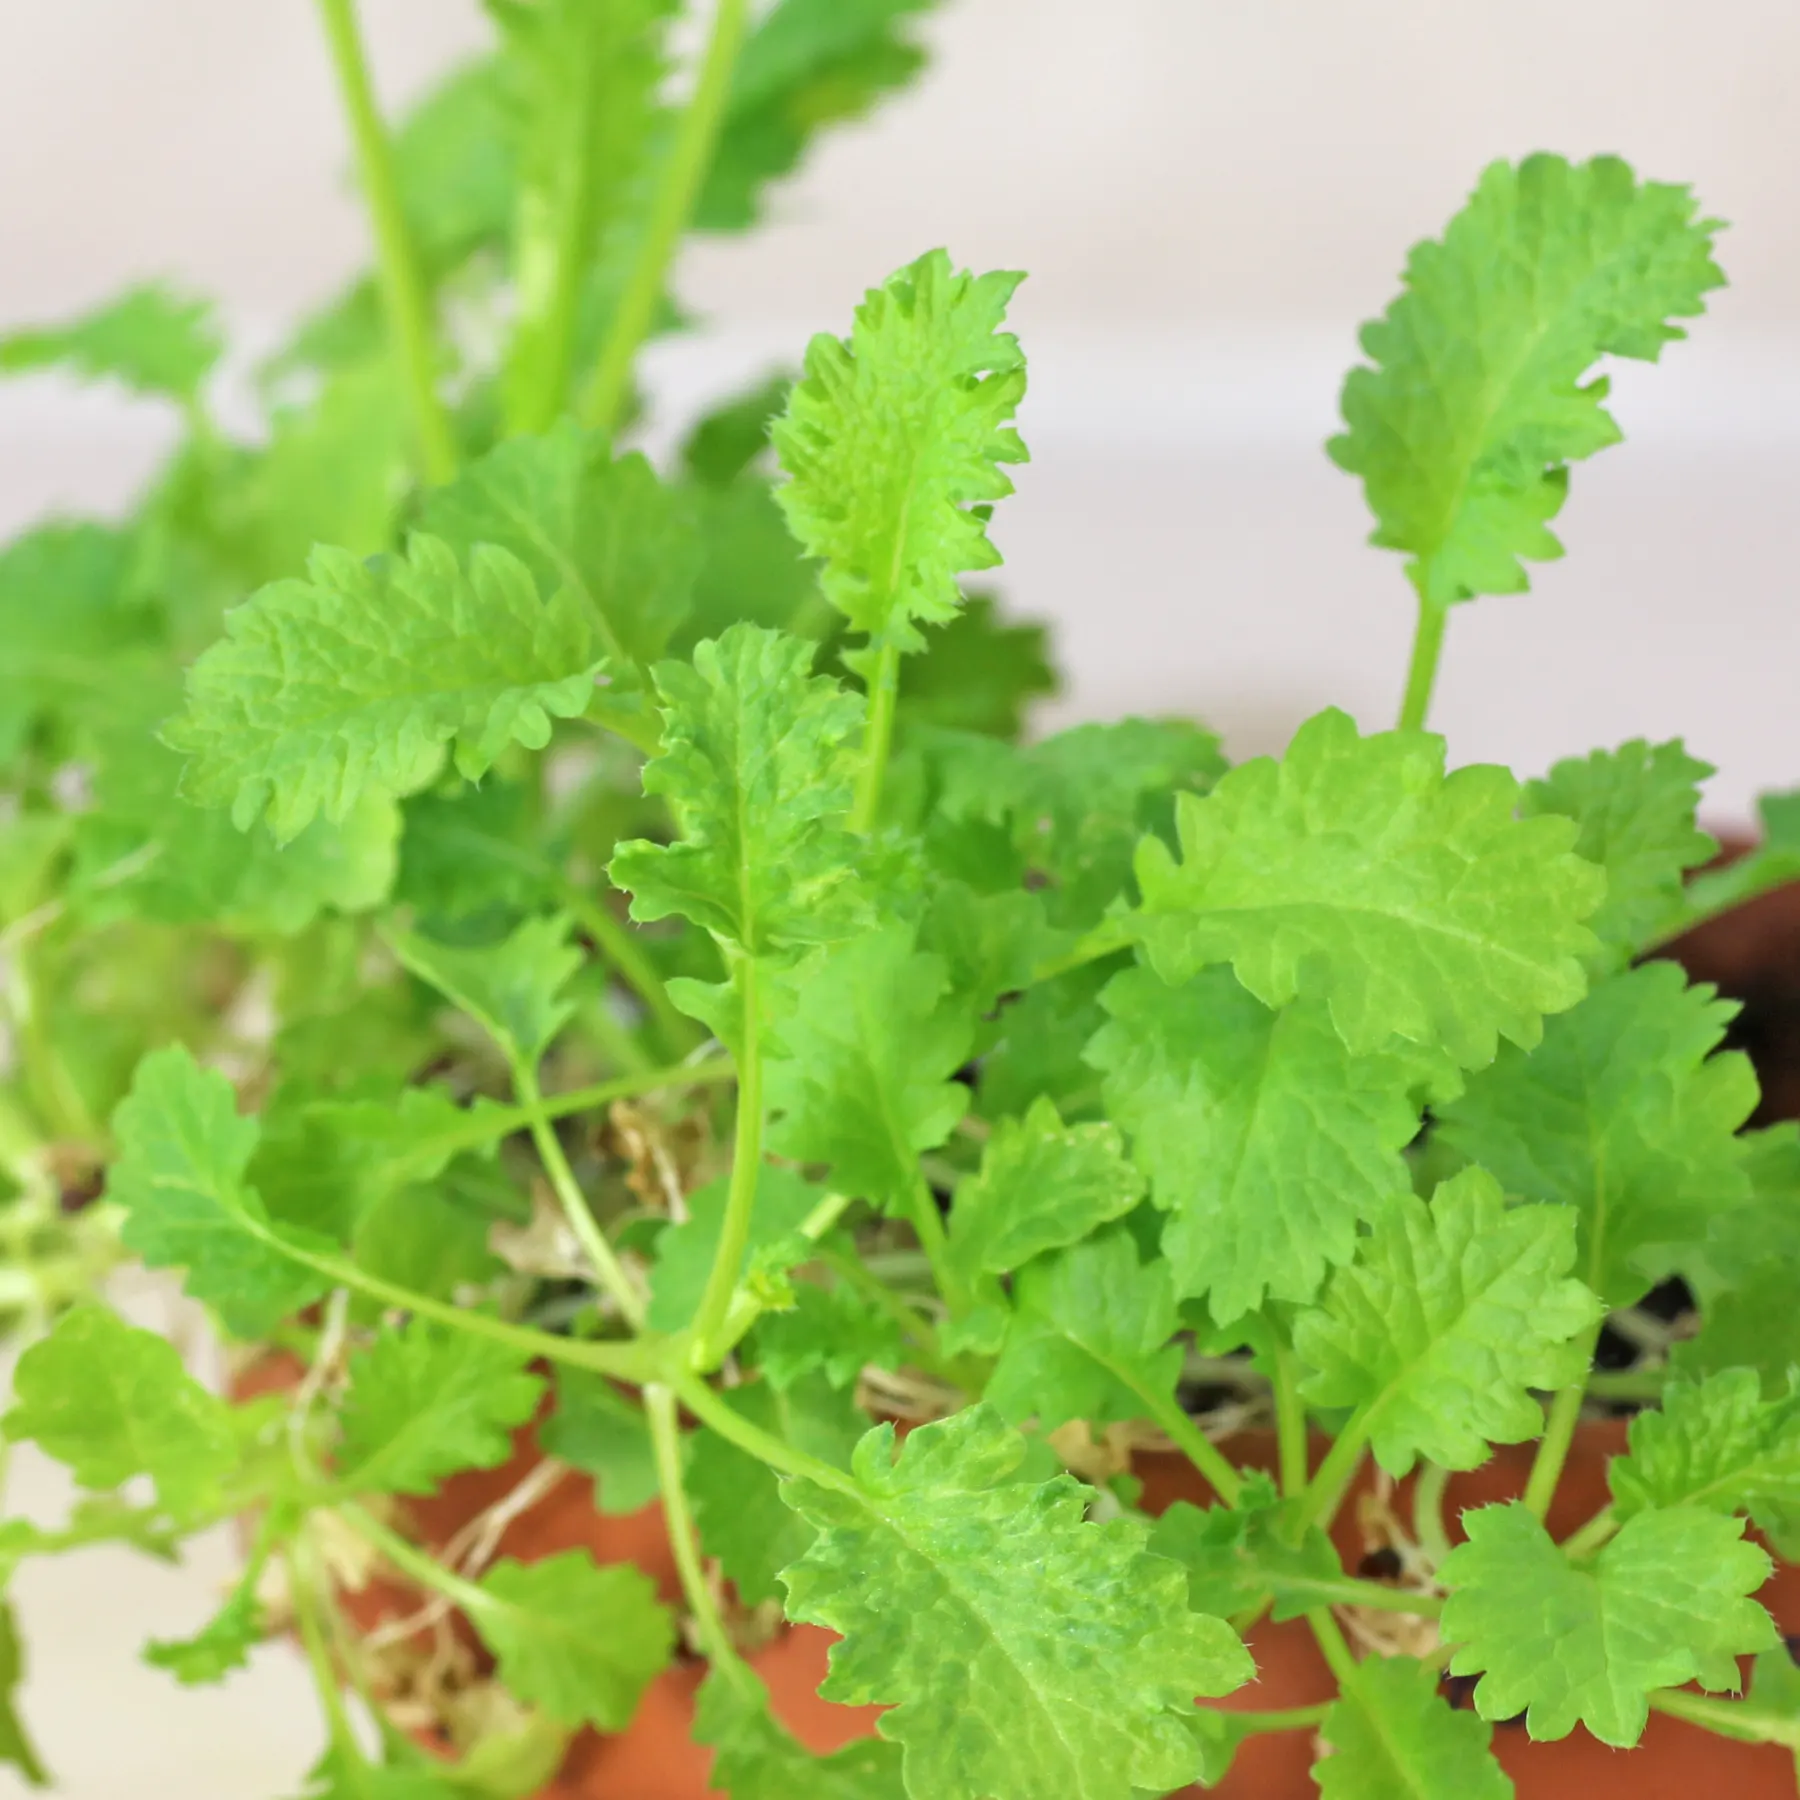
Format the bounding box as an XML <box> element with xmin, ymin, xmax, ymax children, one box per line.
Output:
<box><xmin>1522</xmin><ymin>1320</ymin><xmax>1602</xmax><ymax>1519</ymax></box>
<box><xmin>580</xmin><ymin>0</ymin><xmax>750</xmax><ymax>436</ymax></box>
<box><xmin>1649</xmin><ymin>1687</ymin><xmax>1800</xmax><ymax>1750</ymax></box>
<box><xmin>289</xmin><ymin>1540</ymin><xmax>367</xmax><ymax>1771</ymax></box>
<box><xmin>850</xmin><ymin>641</ymin><xmax>903</xmax><ymax>833</ymax></box>
<box><xmin>1412</xmin><ymin>1462</ymin><xmax>1454</xmax><ymax>1568</ymax></box>
<box><xmin>1560</xmin><ymin>1503</ymin><xmax>1618</xmax><ymax>1560</ymax></box>
<box><xmin>1293</xmin><ymin>1406</ymin><xmax>1372</xmax><ymax>1536</ymax></box>
<box><xmin>671</xmin><ymin>1370</ymin><xmax>861</xmax><ymax>1497</ymax></box>
<box><xmin>1397</xmin><ymin>590</ymin><xmax>1450</xmax><ymax>732</ymax></box>
<box><xmin>1272</xmin><ymin>1342</ymin><xmax>1309</xmax><ymax>1497</ymax></box>
<box><xmin>313</xmin><ymin>0</ymin><xmax>457</xmax><ymax>485</ymax></box>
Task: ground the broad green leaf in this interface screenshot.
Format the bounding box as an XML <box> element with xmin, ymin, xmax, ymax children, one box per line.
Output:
<box><xmin>978</xmin><ymin>958</ymin><xmax>1121</xmax><ymax>1121</ymax></box>
<box><xmin>948</xmin><ymin>1095</ymin><xmax>1143</xmax><ymax>1283</ymax></box>
<box><xmin>144</xmin><ymin>1585</ymin><xmax>265</xmax><ymax>1686</ymax></box>
<box><xmin>387</xmin><ymin>912</ymin><xmax>582</xmax><ymax>1066</ymax></box>
<box><xmin>419</xmin><ymin>428</ymin><xmax>696</xmax><ymax>670</ymax></box>
<box><xmin>166</xmin><ymin>535</ymin><xmax>606</xmax><ymax>842</ymax></box>
<box><xmin>335</xmin><ymin>1321</ymin><xmax>542</xmax><ymax>1497</ymax></box>
<box><xmin>779</xmin><ymin>1407</ymin><xmax>1252</xmax><ymax>1800</ymax></box>
<box><xmin>393</xmin><ymin>777</ymin><xmax>549</xmax><ymax>922</ymax></box>
<box><xmin>986</xmin><ymin>1226</ymin><xmax>1183</xmax><ymax>1432</ymax></box>
<box><xmin>1683</xmin><ymin>788</ymin><xmax>1800</xmax><ymax>921</ymax></box>
<box><xmin>1330</xmin><ymin>154</ymin><xmax>1723</xmax><ymax>608</ymax></box>
<box><xmin>1610</xmin><ymin>1369</ymin><xmax>1800</xmax><ymax>1538</ymax></box>
<box><xmin>611</xmin><ymin>625</ymin><xmax>868</xmax><ymax>955</ymax></box>
<box><xmin>1089</xmin><ymin>964</ymin><xmax>1424</xmax><ymax>1324</ymax></box>
<box><xmin>0</xmin><ymin>1601</ymin><xmax>48</xmax><ymax>1789</ymax></box>
<box><xmin>693</xmin><ymin>1666</ymin><xmax>907</xmax><ymax>1799</ymax></box>
<box><xmin>681</xmin><ymin>375</ymin><xmax>792</xmax><ymax>488</ymax></box>
<box><xmin>394</xmin><ymin>58</ymin><xmax>517</xmax><ymax>273</ymax></box>
<box><xmin>647</xmin><ymin>1163</ymin><xmax>825</xmax><ymax>1332</ymax></box>
<box><xmin>766</xmin><ymin>923</ymin><xmax>973</xmax><ymax>1212</ymax></box>
<box><xmin>106</xmin><ymin>1046</ymin><xmax>329</xmax><ymax>1338</ymax></box>
<box><xmin>290</xmin><ymin>1747</ymin><xmax>469</xmax><ymax>1800</ymax></box>
<box><xmin>1150</xmin><ymin>1472</ymin><xmax>1344</xmax><ymax>1625</ymax></box>
<box><xmin>1521</xmin><ymin>740</ymin><xmax>1716</xmax><ymax>964</ymax></box>
<box><xmin>1674</xmin><ymin>1266</ymin><xmax>1800</xmax><ymax>1400</ymax></box>
<box><xmin>773</xmin><ymin>250</ymin><xmax>1028</xmax><ymax>653</ymax></box>
<box><xmin>1315</xmin><ymin>1656</ymin><xmax>1511</xmax><ymax>1800</ymax></box>
<box><xmin>750</xmin><ymin>1281</ymin><xmax>907</xmax><ymax>1390</ymax></box>
<box><xmin>896</xmin><ymin>592</ymin><xmax>1057</xmax><ymax>741</ymax></box>
<box><xmin>538</xmin><ymin>1369</ymin><xmax>659</xmax><ymax>1515</ymax></box>
<box><xmin>698</xmin><ymin>0</ymin><xmax>936</xmax><ymax>230</ymax></box>
<box><xmin>1434</xmin><ymin>960</ymin><xmax>1757</xmax><ymax>1306</ymax></box>
<box><xmin>688</xmin><ymin>1374</ymin><xmax>865</xmax><ymax>1604</ymax></box>
<box><xmin>919</xmin><ymin>880</ymin><xmax>1061</xmax><ymax>1027</ymax></box>
<box><xmin>682</xmin><ymin>478</ymin><xmax>824</xmax><ymax>647</ymax></box>
<box><xmin>1439</xmin><ymin>1500</ymin><xmax>1775</xmax><ymax>1745</ymax></box>
<box><xmin>471</xmin><ymin>1551</ymin><xmax>675</xmax><ymax>1730</ymax></box>
<box><xmin>2</xmin><ymin>1305</ymin><xmax>237</xmax><ymax>1513</ymax></box>
<box><xmin>1134</xmin><ymin>708</ymin><xmax>1603</xmax><ymax>1068</ymax></box>
<box><xmin>1294</xmin><ymin>1168</ymin><xmax>1601</xmax><ymax>1475</ymax></box>
<box><xmin>0</xmin><ymin>283</ymin><xmax>222</xmax><ymax>402</ymax></box>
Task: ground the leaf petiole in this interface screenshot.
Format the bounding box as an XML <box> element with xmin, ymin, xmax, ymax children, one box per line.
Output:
<box><xmin>1397</xmin><ymin>589</ymin><xmax>1450</xmax><ymax>731</ymax></box>
<box><xmin>1522</xmin><ymin>1319</ymin><xmax>1603</xmax><ymax>1518</ymax></box>
<box><xmin>1649</xmin><ymin>1686</ymin><xmax>1800</xmax><ymax>1750</ymax></box>
<box><xmin>850</xmin><ymin>641</ymin><xmax>903</xmax><ymax>833</ymax></box>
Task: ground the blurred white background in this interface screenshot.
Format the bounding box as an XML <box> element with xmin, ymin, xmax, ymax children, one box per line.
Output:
<box><xmin>2</xmin><ymin>3</ymin><xmax>1799</xmax><ymax>1793</ymax></box>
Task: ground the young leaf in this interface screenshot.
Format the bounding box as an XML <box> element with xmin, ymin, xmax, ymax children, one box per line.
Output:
<box><xmin>471</xmin><ymin>1551</ymin><xmax>675</xmax><ymax>1730</ymax></box>
<box><xmin>0</xmin><ymin>1600</ymin><xmax>48</xmax><ymax>1789</ymax></box>
<box><xmin>166</xmin><ymin>535</ymin><xmax>607</xmax><ymax>842</ymax></box>
<box><xmin>1294</xmin><ymin>1168</ymin><xmax>1601</xmax><ymax>1475</ymax></box>
<box><xmin>688</xmin><ymin>1373</ymin><xmax>865</xmax><ymax>1604</ymax></box>
<box><xmin>947</xmin><ymin>1095</ymin><xmax>1143</xmax><ymax>1283</ymax></box>
<box><xmin>1521</xmin><ymin>740</ymin><xmax>1716</xmax><ymax>963</ymax></box>
<box><xmin>1609</xmin><ymin>1368</ymin><xmax>1800</xmax><ymax>1538</ymax></box>
<box><xmin>749</xmin><ymin>1281</ymin><xmax>907</xmax><ymax>1390</ymax></box>
<box><xmin>985</xmin><ymin>1226</ymin><xmax>1183</xmax><ymax>1432</ymax></box>
<box><xmin>610</xmin><ymin>624</ymin><xmax>868</xmax><ymax>954</ymax></box>
<box><xmin>779</xmin><ymin>1407</ymin><xmax>1253</xmax><ymax>1800</ymax></box>
<box><xmin>538</xmin><ymin>1369</ymin><xmax>659</xmax><ymax>1515</ymax></box>
<box><xmin>1433</xmin><ymin>960</ymin><xmax>1757</xmax><ymax>1306</ymax></box>
<box><xmin>387</xmin><ymin>912</ymin><xmax>583</xmax><ymax>1065</ymax></box>
<box><xmin>694</xmin><ymin>1665</ymin><xmax>907</xmax><ymax>1798</ymax></box>
<box><xmin>106</xmin><ymin>1045</ymin><xmax>329</xmax><ymax>1338</ymax></box>
<box><xmin>335</xmin><ymin>1322</ymin><xmax>543</xmax><ymax>1497</ymax></box>
<box><xmin>143</xmin><ymin>1584</ymin><xmax>266</xmax><ymax>1686</ymax></box>
<box><xmin>698</xmin><ymin>0</ymin><xmax>937</xmax><ymax>231</ymax></box>
<box><xmin>1330</xmin><ymin>153</ymin><xmax>1724</xmax><ymax>608</ymax></box>
<box><xmin>978</xmin><ymin>959</ymin><xmax>1122</xmax><ymax>1121</ymax></box>
<box><xmin>1133</xmin><ymin>708</ymin><xmax>1603</xmax><ymax>1068</ymax></box>
<box><xmin>0</xmin><ymin>283</ymin><xmax>222</xmax><ymax>403</ymax></box>
<box><xmin>1150</xmin><ymin>1472</ymin><xmax>1344</xmax><ymax>1625</ymax></box>
<box><xmin>1</xmin><ymin>1305</ymin><xmax>237</xmax><ymax>1513</ymax></box>
<box><xmin>418</xmin><ymin>427</ymin><xmax>697</xmax><ymax>671</ymax></box>
<box><xmin>1438</xmin><ymin>1500</ymin><xmax>1775</xmax><ymax>1745</ymax></box>
<box><xmin>1315</xmin><ymin>1657</ymin><xmax>1511</xmax><ymax>1800</ymax></box>
<box><xmin>773</xmin><ymin>250</ymin><xmax>1028</xmax><ymax>652</ymax></box>
<box><xmin>765</xmin><ymin>923</ymin><xmax>974</xmax><ymax>1213</ymax></box>
<box><xmin>1089</xmin><ymin>965</ymin><xmax>1424</xmax><ymax>1324</ymax></box>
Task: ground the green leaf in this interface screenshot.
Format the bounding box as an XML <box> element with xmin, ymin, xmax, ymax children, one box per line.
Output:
<box><xmin>392</xmin><ymin>57</ymin><xmax>517</xmax><ymax>275</ymax></box>
<box><xmin>1315</xmin><ymin>1657</ymin><xmax>1511</xmax><ymax>1800</ymax></box>
<box><xmin>773</xmin><ymin>250</ymin><xmax>1028</xmax><ymax>653</ymax></box>
<box><xmin>1520</xmin><ymin>740</ymin><xmax>1716</xmax><ymax>964</ymax></box>
<box><xmin>165</xmin><ymin>535</ymin><xmax>607</xmax><ymax>842</ymax></box>
<box><xmin>0</xmin><ymin>1600</ymin><xmax>48</xmax><ymax>1788</ymax></box>
<box><xmin>143</xmin><ymin>1584</ymin><xmax>266</xmax><ymax>1686</ymax></box>
<box><xmin>894</xmin><ymin>592</ymin><xmax>1058</xmax><ymax>741</ymax></box>
<box><xmin>694</xmin><ymin>1666</ymin><xmax>907</xmax><ymax>1798</ymax></box>
<box><xmin>335</xmin><ymin>1321</ymin><xmax>542</xmax><ymax>1497</ymax></box>
<box><xmin>1610</xmin><ymin>1369</ymin><xmax>1800</xmax><ymax>1539</ymax></box>
<box><xmin>948</xmin><ymin>1095</ymin><xmax>1143</xmax><ymax>1282</ymax></box>
<box><xmin>1089</xmin><ymin>964</ymin><xmax>1424</xmax><ymax>1325</ymax></box>
<box><xmin>106</xmin><ymin>1045</ymin><xmax>329</xmax><ymax>1338</ymax></box>
<box><xmin>698</xmin><ymin>0</ymin><xmax>936</xmax><ymax>231</ymax></box>
<box><xmin>986</xmin><ymin>1226</ymin><xmax>1183</xmax><ymax>1432</ymax></box>
<box><xmin>1675</xmin><ymin>1270</ymin><xmax>1800</xmax><ymax>1400</ymax></box>
<box><xmin>471</xmin><ymin>1551</ymin><xmax>675</xmax><ymax>1730</ymax></box>
<box><xmin>1294</xmin><ymin>1168</ymin><xmax>1601</xmax><ymax>1475</ymax></box>
<box><xmin>1150</xmin><ymin>1472</ymin><xmax>1345</xmax><ymax>1626</ymax></box>
<box><xmin>1</xmin><ymin>1306</ymin><xmax>236</xmax><ymax>1513</ymax></box>
<box><xmin>750</xmin><ymin>1281</ymin><xmax>908</xmax><ymax>1391</ymax></box>
<box><xmin>688</xmin><ymin>1374</ymin><xmax>865</xmax><ymax>1604</ymax></box>
<box><xmin>647</xmin><ymin>1163</ymin><xmax>825</xmax><ymax>1333</ymax></box>
<box><xmin>0</xmin><ymin>283</ymin><xmax>222</xmax><ymax>402</ymax></box>
<box><xmin>682</xmin><ymin>478</ymin><xmax>824</xmax><ymax>647</ymax></box>
<box><xmin>418</xmin><ymin>427</ymin><xmax>696</xmax><ymax>672</ymax></box>
<box><xmin>1329</xmin><ymin>153</ymin><xmax>1723</xmax><ymax>609</ymax></box>
<box><xmin>1439</xmin><ymin>1499</ymin><xmax>1775</xmax><ymax>1746</ymax></box>
<box><xmin>1683</xmin><ymin>788</ymin><xmax>1800</xmax><ymax>921</ymax></box>
<box><xmin>538</xmin><ymin>1369</ymin><xmax>659</xmax><ymax>1515</ymax></box>
<box><xmin>610</xmin><ymin>625</ymin><xmax>868</xmax><ymax>956</ymax></box>
<box><xmin>1134</xmin><ymin>708</ymin><xmax>1602</xmax><ymax>1068</ymax></box>
<box><xmin>779</xmin><ymin>1407</ymin><xmax>1252</xmax><ymax>1800</ymax></box>
<box><xmin>766</xmin><ymin>923</ymin><xmax>973</xmax><ymax>1212</ymax></box>
<box><xmin>393</xmin><ymin>777</ymin><xmax>548</xmax><ymax>922</ymax></box>
<box><xmin>978</xmin><ymin>958</ymin><xmax>1121</xmax><ymax>1120</ymax></box>
<box><xmin>1434</xmin><ymin>960</ymin><xmax>1757</xmax><ymax>1307</ymax></box>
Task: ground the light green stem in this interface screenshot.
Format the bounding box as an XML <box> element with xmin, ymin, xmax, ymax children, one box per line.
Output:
<box><xmin>713</xmin><ymin>1190</ymin><xmax>854</xmax><ymax>1357</ymax></box>
<box><xmin>1141</xmin><ymin>1387</ymin><xmax>1244</xmax><ymax>1506</ymax></box>
<box><xmin>289</xmin><ymin>1541</ymin><xmax>366</xmax><ymax>1771</ymax></box>
<box><xmin>1412</xmin><ymin>1462</ymin><xmax>1454</xmax><ymax>1568</ymax></box>
<box><xmin>511</xmin><ymin>1058</ymin><xmax>646</xmax><ymax>1330</ymax></box>
<box><xmin>1307</xmin><ymin>1607</ymin><xmax>1362</xmax><ymax>1689</ymax></box>
<box><xmin>1649</xmin><ymin>1687</ymin><xmax>1800</xmax><ymax>1750</ymax></box>
<box><xmin>1026</xmin><ymin>918</ymin><xmax>1134</xmax><ymax>989</ymax></box>
<box><xmin>1272</xmin><ymin>1342</ymin><xmax>1309</xmax><ymax>1498</ymax></box>
<box><xmin>1560</xmin><ymin>1503</ymin><xmax>1618</xmax><ymax>1561</ymax></box>
<box><xmin>1224</xmin><ymin>1703</ymin><xmax>1333</xmax><ymax>1735</ymax></box>
<box><xmin>690</xmin><ymin>956</ymin><xmax>763</xmax><ymax>1369</ymax></box>
<box><xmin>1397</xmin><ymin>591</ymin><xmax>1449</xmax><ymax>732</ymax></box>
<box><xmin>904</xmin><ymin>1175</ymin><xmax>956</xmax><ymax>1303</ymax></box>
<box><xmin>313</xmin><ymin>0</ymin><xmax>457</xmax><ymax>485</ymax></box>
<box><xmin>1293</xmin><ymin>1407</ymin><xmax>1372</xmax><ymax>1537</ymax></box>
<box><xmin>339</xmin><ymin>1502</ymin><xmax>491</xmax><ymax>1617</ymax></box>
<box><xmin>850</xmin><ymin>641</ymin><xmax>903</xmax><ymax>834</ymax></box>
<box><xmin>671</xmin><ymin>1370</ymin><xmax>860</xmax><ymax>1497</ymax></box>
<box><xmin>1522</xmin><ymin>1321</ymin><xmax>1602</xmax><ymax>1519</ymax></box>
<box><xmin>580</xmin><ymin>0</ymin><xmax>750</xmax><ymax>436</ymax></box>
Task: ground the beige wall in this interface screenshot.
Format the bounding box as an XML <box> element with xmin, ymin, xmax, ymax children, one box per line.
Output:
<box><xmin>2</xmin><ymin>1</ymin><xmax>1796</xmax><ymax>339</ymax></box>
